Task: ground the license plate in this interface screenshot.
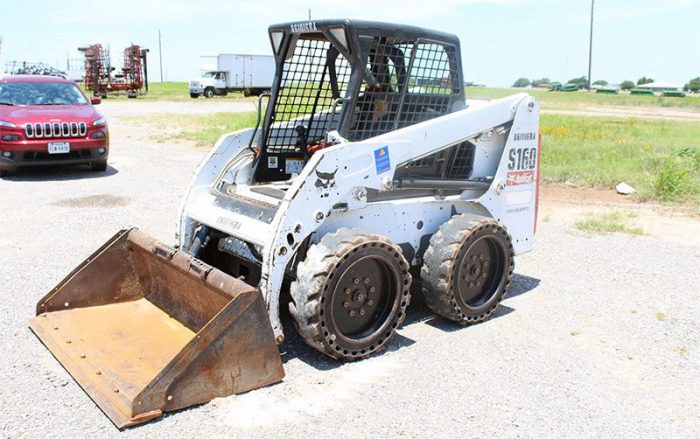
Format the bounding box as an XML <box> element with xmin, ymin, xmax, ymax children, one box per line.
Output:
<box><xmin>48</xmin><ymin>142</ymin><xmax>70</xmax><ymax>154</ymax></box>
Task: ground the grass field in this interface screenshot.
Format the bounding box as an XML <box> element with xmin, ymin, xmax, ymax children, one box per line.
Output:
<box><xmin>541</xmin><ymin>114</ymin><xmax>700</xmax><ymax>203</ymax></box>
<box><xmin>116</xmin><ymin>83</ymin><xmax>700</xmax><ymax>111</ymax></box>
<box><xmin>131</xmin><ymin>110</ymin><xmax>699</xmax><ymax>205</ymax></box>
<box><xmin>467</xmin><ymin>87</ymin><xmax>700</xmax><ymax>111</ymax></box>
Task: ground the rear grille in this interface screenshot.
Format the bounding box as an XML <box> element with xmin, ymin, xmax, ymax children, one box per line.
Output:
<box><xmin>25</xmin><ymin>122</ymin><xmax>87</xmax><ymax>139</ymax></box>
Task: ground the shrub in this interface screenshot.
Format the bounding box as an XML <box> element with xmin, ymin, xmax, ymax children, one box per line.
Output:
<box><xmin>620</xmin><ymin>80</ymin><xmax>635</xmax><ymax>90</ymax></box>
<box><xmin>653</xmin><ymin>156</ymin><xmax>696</xmax><ymax>200</ymax></box>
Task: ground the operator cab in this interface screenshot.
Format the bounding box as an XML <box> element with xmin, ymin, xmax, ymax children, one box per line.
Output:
<box><xmin>254</xmin><ymin>19</ymin><xmax>466</xmax><ymax>183</ymax></box>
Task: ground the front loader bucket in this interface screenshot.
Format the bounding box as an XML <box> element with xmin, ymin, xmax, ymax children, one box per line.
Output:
<box><xmin>29</xmin><ymin>229</ymin><xmax>284</xmax><ymax>428</ymax></box>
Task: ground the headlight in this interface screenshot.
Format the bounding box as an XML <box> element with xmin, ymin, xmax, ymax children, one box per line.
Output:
<box><xmin>0</xmin><ymin>120</ymin><xmax>17</xmax><ymax>128</ymax></box>
<box><xmin>92</xmin><ymin>116</ymin><xmax>106</xmax><ymax>126</ymax></box>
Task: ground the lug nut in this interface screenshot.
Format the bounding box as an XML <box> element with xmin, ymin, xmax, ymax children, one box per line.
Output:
<box><xmin>368</xmin><ymin>300</ymin><xmax>374</xmax><ymax>306</ymax></box>
<box><xmin>353</xmin><ymin>278</ymin><xmax>360</xmax><ymax>285</ymax></box>
<box><xmin>349</xmin><ymin>310</ymin><xmax>355</xmax><ymax>316</ymax></box>
<box><xmin>343</xmin><ymin>301</ymin><xmax>349</xmax><ymax>308</ymax></box>
<box><xmin>369</xmin><ymin>286</ymin><xmax>376</xmax><ymax>293</ymax></box>
<box><xmin>469</xmin><ymin>283</ymin><xmax>474</xmax><ymax>288</ymax></box>
<box><xmin>345</xmin><ymin>288</ymin><xmax>351</xmax><ymax>294</ymax></box>
<box><xmin>364</xmin><ymin>278</ymin><xmax>370</xmax><ymax>284</ymax></box>
<box><xmin>359</xmin><ymin>309</ymin><xmax>365</xmax><ymax>316</ymax></box>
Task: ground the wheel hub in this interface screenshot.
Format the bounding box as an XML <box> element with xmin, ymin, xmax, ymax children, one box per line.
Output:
<box><xmin>330</xmin><ymin>255</ymin><xmax>397</xmax><ymax>340</ymax></box>
<box><xmin>456</xmin><ymin>237</ymin><xmax>503</xmax><ymax>309</ymax></box>
<box><xmin>341</xmin><ymin>277</ymin><xmax>377</xmax><ymax>318</ymax></box>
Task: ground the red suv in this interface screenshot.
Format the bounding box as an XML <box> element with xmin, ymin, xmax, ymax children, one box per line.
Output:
<box><xmin>0</xmin><ymin>75</ymin><xmax>109</xmax><ymax>177</ymax></box>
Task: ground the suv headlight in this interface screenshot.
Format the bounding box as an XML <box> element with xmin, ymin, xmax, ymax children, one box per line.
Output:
<box><xmin>0</xmin><ymin>120</ymin><xmax>17</xmax><ymax>128</ymax></box>
<box><xmin>92</xmin><ymin>116</ymin><xmax>106</xmax><ymax>126</ymax></box>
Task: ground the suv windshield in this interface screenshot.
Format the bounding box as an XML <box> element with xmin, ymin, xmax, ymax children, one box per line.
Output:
<box><xmin>0</xmin><ymin>81</ymin><xmax>88</xmax><ymax>106</ymax></box>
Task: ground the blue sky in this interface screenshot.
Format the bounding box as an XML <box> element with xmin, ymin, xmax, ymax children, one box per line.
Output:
<box><xmin>1</xmin><ymin>0</ymin><xmax>698</xmax><ymax>87</ymax></box>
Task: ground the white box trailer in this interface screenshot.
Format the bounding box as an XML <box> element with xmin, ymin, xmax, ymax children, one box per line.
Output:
<box><xmin>189</xmin><ymin>54</ymin><xmax>275</xmax><ymax>98</ymax></box>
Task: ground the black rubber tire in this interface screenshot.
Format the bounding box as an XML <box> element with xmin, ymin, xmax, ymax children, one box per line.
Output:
<box><xmin>0</xmin><ymin>167</ymin><xmax>8</xmax><ymax>178</ymax></box>
<box><xmin>190</xmin><ymin>93</ymin><xmax>200</xmax><ymax>99</ymax></box>
<box><xmin>421</xmin><ymin>215</ymin><xmax>514</xmax><ymax>324</ymax></box>
<box><xmin>91</xmin><ymin>160</ymin><xmax>108</xmax><ymax>172</ymax></box>
<box><xmin>204</xmin><ymin>88</ymin><xmax>215</xmax><ymax>98</ymax></box>
<box><xmin>290</xmin><ymin>228</ymin><xmax>412</xmax><ymax>361</ymax></box>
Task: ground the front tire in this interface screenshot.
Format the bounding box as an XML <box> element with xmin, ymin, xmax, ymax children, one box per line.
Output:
<box><xmin>421</xmin><ymin>215</ymin><xmax>514</xmax><ymax>324</ymax></box>
<box><xmin>290</xmin><ymin>228</ymin><xmax>411</xmax><ymax>361</ymax></box>
<box><xmin>204</xmin><ymin>88</ymin><xmax>215</xmax><ymax>98</ymax></box>
<box><xmin>190</xmin><ymin>93</ymin><xmax>200</xmax><ymax>99</ymax></box>
<box><xmin>0</xmin><ymin>167</ymin><xmax>8</xmax><ymax>178</ymax></box>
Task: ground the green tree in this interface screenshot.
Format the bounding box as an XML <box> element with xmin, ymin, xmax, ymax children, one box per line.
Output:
<box><xmin>637</xmin><ymin>76</ymin><xmax>654</xmax><ymax>85</ymax></box>
<box><xmin>592</xmin><ymin>80</ymin><xmax>608</xmax><ymax>86</ymax></box>
<box><xmin>567</xmin><ymin>76</ymin><xmax>588</xmax><ymax>87</ymax></box>
<box><xmin>512</xmin><ymin>78</ymin><xmax>530</xmax><ymax>88</ymax></box>
<box><xmin>531</xmin><ymin>78</ymin><xmax>551</xmax><ymax>87</ymax></box>
<box><xmin>620</xmin><ymin>80</ymin><xmax>635</xmax><ymax>90</ymax></box>
<box><xmin>685</xmin><ymin>77</ymin><xmax>700</xmax><ymax>93</ymax></box>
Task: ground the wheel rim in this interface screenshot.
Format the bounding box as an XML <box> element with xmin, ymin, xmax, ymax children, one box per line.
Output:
<box><xmin>329</xmin><ymin>254</ymin><xmax>399</xmax><ymax>342</ymax></box>
<box><xmin>455</xmin><ymin>236</ymin><xmax>506</xmax><ymax>309</ymax></box>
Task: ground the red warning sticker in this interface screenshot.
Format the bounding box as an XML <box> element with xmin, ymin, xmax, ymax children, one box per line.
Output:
<box><xmin>506</xmin><ymin>170</ymin><xmax>535</xmax><ymax>186</ymax></box>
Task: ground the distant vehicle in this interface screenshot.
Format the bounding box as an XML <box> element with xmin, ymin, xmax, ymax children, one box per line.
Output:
<box><xmin>188</xmin><ymin>54</ymin><xmax>275</xmax><ymax>98</ymax></box>
<box><xmin>0</xmin><ymin>75</ymin><xmax>108</xmax><ymax>177</ymax></box>
<box><xmin>549</xmin><ymin>82</ymin><xmax>578</xmax><ymax>92</ymax></box>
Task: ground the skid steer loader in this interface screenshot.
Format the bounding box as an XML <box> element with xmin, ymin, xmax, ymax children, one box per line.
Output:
<box><xmin>30</xmin><ymin>19</ymin><xmax>540</xmax><ymax>428</ymax></box>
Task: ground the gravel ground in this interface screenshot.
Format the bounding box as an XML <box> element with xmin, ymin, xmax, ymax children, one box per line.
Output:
<box><xmin>1</xmin><ymin>101</ymin><xmax>698</xmax><ymax>438</ymax></box>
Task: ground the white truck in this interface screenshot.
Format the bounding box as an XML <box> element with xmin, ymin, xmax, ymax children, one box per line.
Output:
<box><xmin>189</xmin><ymin>54</ymin><xmax>275</xmax><ymax>98</ymax></box>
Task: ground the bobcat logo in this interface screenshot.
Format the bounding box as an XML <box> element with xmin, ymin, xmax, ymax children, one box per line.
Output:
<box><xmin>315</xmin><ymin>168</ymin><xmax>338</xmax><ymax>189</ymax></box>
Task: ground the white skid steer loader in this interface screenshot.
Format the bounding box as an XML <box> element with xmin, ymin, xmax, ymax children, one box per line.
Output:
<box><xmin>30</xmin><ymin>19</ymin><xmax>540</xmax><ymax>427</ymax></box>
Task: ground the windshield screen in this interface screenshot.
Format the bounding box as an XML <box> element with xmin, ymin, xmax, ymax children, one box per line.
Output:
<box><xmin>0</xmin><ymin>81</ymin><xmax>88</xmax><ymax>106</ymax></box>
<box><xmin>202</xmin><ymin>72</ymin><xmax>216</xmax><ymax>78</ymax></box>
<box><xmin>265</xmin><ymin>36</ymin><xmax>351</xmax><ymax>153</ymax></box>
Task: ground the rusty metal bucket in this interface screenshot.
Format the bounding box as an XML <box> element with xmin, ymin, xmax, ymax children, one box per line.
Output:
<box><xmin>29</xmin><ymin>228</ymin><xmax>284</xmax><ymax>428</ymax></box>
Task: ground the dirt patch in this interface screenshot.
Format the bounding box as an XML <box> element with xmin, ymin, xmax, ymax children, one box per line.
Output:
<box><xmin>53</xmin><ymin>194</ymin><xmax>130</xmax><ymax>208</ymax></box>
<box><xmin>540</xmin><ymin>184</ymin><xmax>700</xmax><ymax>245</ymax></box>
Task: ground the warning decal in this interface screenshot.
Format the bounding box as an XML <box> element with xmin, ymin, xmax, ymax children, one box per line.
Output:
<box><xmin>374</xmin><ymin>146</ymin><xmax>391</xmax><ymax>174</ymax></box>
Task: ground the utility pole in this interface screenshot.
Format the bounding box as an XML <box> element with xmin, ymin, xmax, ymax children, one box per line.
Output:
<box><xmin>158</xmin><ymin>30</ymin><xmax>164</xmax><ymax>82</ymax></box>
<box><xmin>308</xmin><ymin>9</ymin><xmax>311</xmax><ymax>19</ymax></box>
<box><xmin>587</xmin><ymin>0</ymin><xmax>594</xmax><ymax>90</ymax></box>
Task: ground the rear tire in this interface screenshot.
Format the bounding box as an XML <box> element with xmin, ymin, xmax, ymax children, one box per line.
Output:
<box><xmin>290</xmin><ymin>228</ymin><xmax>412</xmax><ymax>361</ymax></box>
<box><xmin>91</xmin><ymin>160</ymin><xmax>108</xmax><ymax>172</ymax></box>
<box><xmin>421</xmin><ymin>215</ymin><xmax>514</xmax><ymax>324</ymax></box>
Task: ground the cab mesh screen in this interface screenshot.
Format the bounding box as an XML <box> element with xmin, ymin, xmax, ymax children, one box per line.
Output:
<box><xmin>348</xmin><ymin>39</ymin><xmax>457</xmax><ymax>142</ymax></box>
<box><xmin>266</xmin><ymin>37</ymin><xmax>351</xmax><ymax>152</ymax></box>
